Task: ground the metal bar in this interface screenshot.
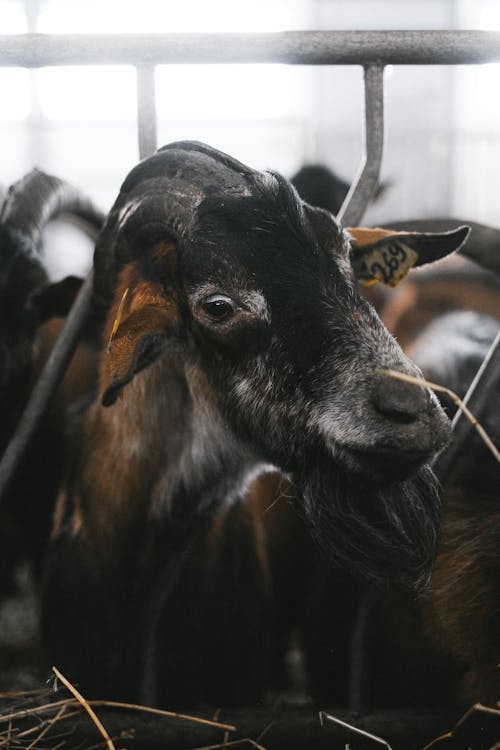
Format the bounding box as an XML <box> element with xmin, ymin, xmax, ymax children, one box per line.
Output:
<box><xmin>1</xmin><ymin>30</ymin><xmax>500</xmax><ymax>67</ymax></box>
<box><xmin>136</xmin><ymin>65</ymin><xmax>158</xmax><ymax>160</ymax></box>
<box><xmin>337</xmin><ymin>65</ymin><xmax>385</xmax><ymax>226</ymax></box>
<box><xmin>348</xmin><ymin>586</ymin><xmax>380</xmax><ymax>715</ymax></box>
<box><xmin>432</xmin><ymin>329</ymin><xmax>500</xmax><ymax>484</ymax></box>
<box><xmin>0</xmin><ymin>270</ymin><xmax>95</xmax><ymax>506</ymax></box>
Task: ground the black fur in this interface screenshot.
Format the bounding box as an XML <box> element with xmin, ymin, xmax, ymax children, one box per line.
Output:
<box><xmin>42</xmin><ymin>142</ymin><xmax>454</xmax><ymax>706</ymax></box>
<box><xmin>299</xmin><ymin>461</ymin><xmax>441</xmax><ymax>589</ymax></box>
<box><xmin>0</xmin><ymin>172</ymin><xmax>102</xmax><ymax>596</ymax></box>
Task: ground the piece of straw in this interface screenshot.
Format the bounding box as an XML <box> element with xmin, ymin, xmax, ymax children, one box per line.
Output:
<box><xmin>189</xmin><ymin>739</ymin><xmax>267</xmax><ymax>750</ymax></box>
<box><xmin>25</xmin><ymin>704</ymin><xmax>68</xmax><ymax>750</ymax></box>
<box><xmin>421</xmin><ymin>730</ymin><xmax>454</xmax><ymax>750</ymax></box>
<box><xmin>381</xmin><ymin>369</ymin><xmax>500</xmax><ymax>465</ymax></box>
<box><xmin>87</xmin><ymin>700</ymin><xmax>236</xmax><ymax>732</ymax></box>
<box><xmin>107</xmin><ymin>287</ymin><xmax>129</xmax><ymax>352</ymax></box>
<box><xmin>0</xmin><ymin>720</ymin><xmax>14</xmax><ymax>750</ymax></box>
<box><xmin>15</xmin><ymin>707</ymin><xmax>80</xmax><ymax>740</ymax></box>
<box><xmin>52</xmin><ymin>666</ymin><xmax>116</xmax><ymax>750</ymax></box>
<box><xmin>0</xmin><ymin>688</ymin><xmax>52</xmax><ymax>700</ymax></box>
<box><xmin>0</xmin><ymin>698</ymin><xmax>70</xmax><ymax>724</ymax></box>
<box><xmin>319</xmin><ymin>711</ymin><xmax>392</xmax><ymax>750</ymax></box>
<box><xmin>0</xmin><ymin>697</ymin><xmax>236</xmax><ymax>734</ymax></box>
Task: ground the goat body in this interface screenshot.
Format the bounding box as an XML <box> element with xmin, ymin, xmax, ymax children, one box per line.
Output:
<box><xmin>281</xmin><ymin>174</ymin><xmax>500</xmax><ymax>707</ymax></box>
<box><xmin>376</xmin><ymin>227</ymin><xmax>500</xmax><ymax>706</ymax></box>
<box><xmin>375</xmin><ymin>216</ymin><xmax>500</xmax><ymax>704</ymax></box>
<box><xmin>0</xmin><ymin>171</ymin><xmax>103</xmax><ymax>595</ymax></box>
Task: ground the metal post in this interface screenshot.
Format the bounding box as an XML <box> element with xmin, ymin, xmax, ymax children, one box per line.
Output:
<box><xmin>342</xmin><ymin>67</ymin><xmax>385</xmax><ymax>711</ymax></box>
<box><xmin>337</xmin><ymin>65</ymin><xmax>385</xmax><ymax>227</ymax></box>
<box><xmin>136</xmin><ymin>65</ymin><xmax>158</xmax><ymax>159</ymax></box>
<box><xmin>348</xmin><ymin>586</ymin><xmax>380</xmax><ymax>714</ymax></box>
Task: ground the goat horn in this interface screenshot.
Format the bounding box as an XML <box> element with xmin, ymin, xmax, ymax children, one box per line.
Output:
<box><xmin>93</xmin><ymin>141</ymin><xmax>260</xmax><ymax>304</ymax></box>
<box><xmin>1</xmin><ymin>168</ymin><xmax>105</xmax><ymax>251</ymax></box>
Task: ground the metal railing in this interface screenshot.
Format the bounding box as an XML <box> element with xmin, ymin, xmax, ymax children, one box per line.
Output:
<box><xmin>2</xmin><ymin>30</ymin><xmax>500</xmax><ymax>167</ymax></box>
<box><xmin>2</xmin><ymin>29</ymin><xmax>500</xmax><ymax>65</ymax></box>
<box><xmin>1</xmin><ymin>27</ymin><xmax>500</xmax><ymax>717</ymax></box>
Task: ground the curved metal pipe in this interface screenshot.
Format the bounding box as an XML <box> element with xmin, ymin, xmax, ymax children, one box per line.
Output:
<box><xmin>337</xmin><ymin>65</ymin><xmax>385</xmax><ymax>227</ymax></box>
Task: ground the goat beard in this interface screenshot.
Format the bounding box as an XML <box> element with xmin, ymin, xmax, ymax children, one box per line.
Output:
<box><xmin>297</xmin><ymin>460</ymin><xmax>441</xmax><ymax>590</ymax></box>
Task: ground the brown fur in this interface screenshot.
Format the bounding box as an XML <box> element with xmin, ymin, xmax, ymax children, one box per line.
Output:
<box><xmin>72</xmin><ymin>387</ymin><xmax>161</xmax><ymax>552</ymax></box>
<box><xmin>377</xmin><ymin>253</ymin><xmax>500</xmax><ymax>707</ymax></box>
<box><xmin>63</xmin><ymin>255</ymin><xmax>185</xmax><ymax>552</ymax></box>
<box><xmin>205</xmin><ymin>472</ymin><xmax>285</xmax><ymax>592</ymax></box>
<box><xmin>35</xmin><ymin>318</ymin><xmax>98</xmax><ymax>405</ymax></box>
<box><xmin>101</xmin><ymin>256</ymin><xmax>180</xmax><ymax>399</ymax></box>
<box><xmin>381</xmin><ymin>259</ymin><xmax>500</xmax><ymax>349</ymax></box>
<box><xmin>42</xmin><ymin>146</ymin><xmax>463</xmax><ymax>705</ymax></box>
<box><xmin>423</xmin><ymin>486</ymin><xmax>500</xmax><ymax>705</ymax></box>
<box><xmin>0</xmin><ymin>309</ymin><xmax>98</xmax><ymax>588</ymax></box>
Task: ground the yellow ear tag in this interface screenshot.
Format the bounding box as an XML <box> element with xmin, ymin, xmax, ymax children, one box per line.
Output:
<box><xmin>363</xmin><ymin>242</ymin><xmax>419</xmax><ymax>288</ymax></box>
<box><xmin>107</xmin><ymin>287</ymin><xmax>130</xmax><ymax>353</ymax></box>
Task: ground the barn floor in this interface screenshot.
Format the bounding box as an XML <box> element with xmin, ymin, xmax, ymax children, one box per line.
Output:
<box><xmin>0</xmin><ymin>573</ymin><xmax>496</xmax><ymax>750</ymax></box>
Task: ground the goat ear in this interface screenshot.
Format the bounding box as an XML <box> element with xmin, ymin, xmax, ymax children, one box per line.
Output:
<box><xmin>348</xmin><ymin>225</ymin><xmax>470</xmax><ymax>288</ymax></box>
<box><xmin>101</xmin><ymin>302</ymin><xmax>179</xmax><ymax>407</ymax></box>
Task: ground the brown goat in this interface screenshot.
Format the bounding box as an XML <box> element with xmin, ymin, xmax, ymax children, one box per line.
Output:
<box><xmin>41</xmin><ymin>142</ymin><xmax>469</xmax><ymax>707</ymax></box>
<box><xmin>0</xmin><ymin>170</ymin><xmax>103</xmax><ymax>596</ymax></box>
<box><xmin>283</xmin><ymin>182</ymin><xmax>500</xmax><ymax>709</ymax></box>
<box><xmin>377</xmin><ymin>222</ymin><xmax>500</xmax><ymax>707</ymax></box>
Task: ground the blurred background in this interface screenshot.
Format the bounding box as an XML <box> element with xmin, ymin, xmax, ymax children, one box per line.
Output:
<box><xmin>1</xmin><ymin>0</ymin><xmax>499</xmax><ymax>277</ymax></box>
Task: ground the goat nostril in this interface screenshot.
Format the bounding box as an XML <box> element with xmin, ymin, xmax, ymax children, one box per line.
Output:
<box><xmin>372</xmin><ymin>374</ymin><xmax>430</xmax><ymax>424</ymax></box>
<box><xmin>374</xmin><ymin>403</ymin><xmax>418</xmax><ymax>425</ymax></box>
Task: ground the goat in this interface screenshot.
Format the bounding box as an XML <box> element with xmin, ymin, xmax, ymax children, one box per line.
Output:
<box><xmin>356</xmin><ymin>222</ymin><xmax>500</xmax><ymax>708</ymax></box>
<box><xmin>400</xmin><ymin>312</ymin><xmax>500</xmax><ymax>706</ymax></box>
<box><xmin>286</xmin><ymin>171</ymin><xmax>500</xmax><ymax>706</ymax></box>
<box><xmin>291</xmin><ymin>163</ymin><xmax>388</xmax><ymax>217</ymax></box>
<box><xmin>0</xmin><ymin>169</ymin><xmax>104</xmax><ymax>596</ymax></box>
<box><xmin>291</xmin><ymin>163</ymin><xmax>352</xmax><ymax>216</ymax></box>
<box><xmin>41</xmin><ymin>141</ymin><xmax>468</xmax><ymax>707</ymax></box>
<box><xmin>384</xmin><ymin>221</ymin><xmax>500</xmax><ymax>707</ymax></box>
<box><xmin>377</xmin><ymin>222</ymin><xmax>500</xmax><ymax>353</ymax></box>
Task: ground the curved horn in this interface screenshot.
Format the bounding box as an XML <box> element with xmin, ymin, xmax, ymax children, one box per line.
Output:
<box><xmin>1</xmin><ymin>169</ymin><xmax>105</xmax><ymax>250</ymax></box>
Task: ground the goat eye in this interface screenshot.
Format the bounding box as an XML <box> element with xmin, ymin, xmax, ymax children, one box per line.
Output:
<box><xmin>201</xmin><ymin>294</ymin><xmax>237</xmax><ymax>321</ymax></box>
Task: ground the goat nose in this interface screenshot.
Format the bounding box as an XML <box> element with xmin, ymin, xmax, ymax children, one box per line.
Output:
<box><xmin>371</xmin><ymin>372</ymin><xmax>431</xmax><ymax>423</ymax></box>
